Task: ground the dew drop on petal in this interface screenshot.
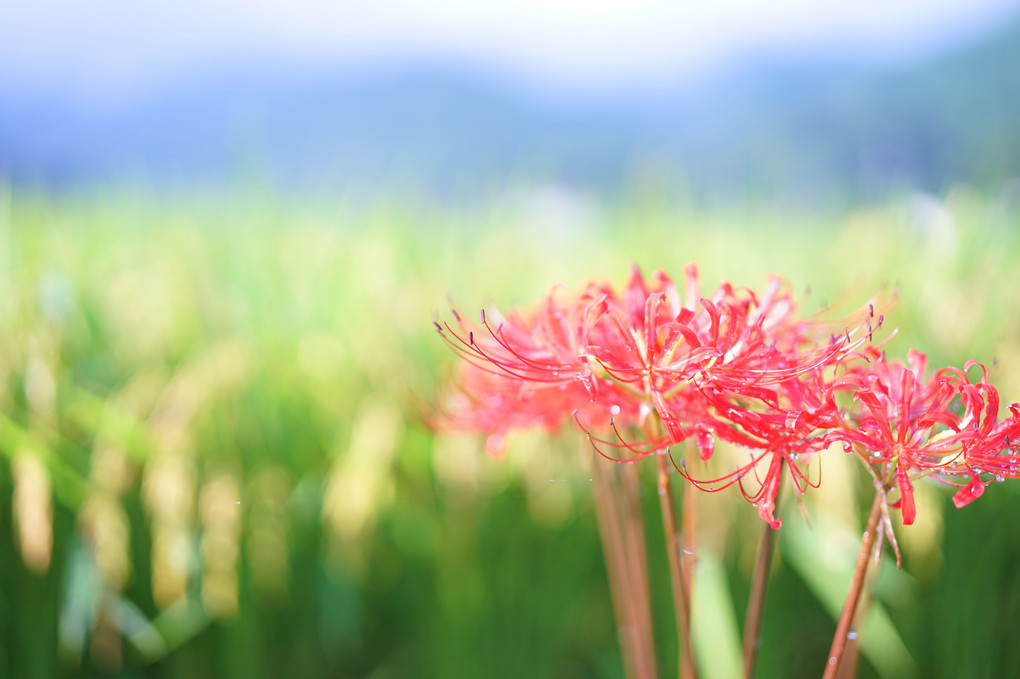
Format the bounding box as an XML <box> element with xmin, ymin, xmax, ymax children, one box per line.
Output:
<box><xmin>610</xmin><ymin>405</ymin><xmax>621</xmax><ymax>416</ymax></box>
<box><xmin>997</xmin><ymin>475</ymin><xmax>1005</xmax><ymax>483</ymax></box>
<box><xmin>828</xmin><ymin>657</ymin><xmax>838</xmax><ymax>666</ymax></box>
<box><xmin>847</xmin><ymin>628</ymin><xmax>858</xmax><ymax>641</ymax></box>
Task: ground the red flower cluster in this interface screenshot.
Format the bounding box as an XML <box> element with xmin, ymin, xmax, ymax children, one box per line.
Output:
<box><xmin>833</xmin><ymin>349</ymin><xmax>1020</xmax><ymax>524</ymax></box>
<box><xmin>434</xmin><ymin>266</ymin><xmax>1020</xmax><ymax>527</ymax></box>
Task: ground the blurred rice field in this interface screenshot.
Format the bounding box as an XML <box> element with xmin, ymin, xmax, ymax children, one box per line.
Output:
<box><xmin>2</xmin><ymin>185</ymin><xmax>1020</xmax><ymax>678</ymax></box>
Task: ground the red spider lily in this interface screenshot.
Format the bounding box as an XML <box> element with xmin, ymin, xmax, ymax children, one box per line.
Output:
<box><xmin>436</xmin><ymin>267</ymin><xmax>890</xmax><ymax>494</ymax></box>
<box><xmin>432</xmin><ymin>266</ymin><xmax>696</xmax><ymax>450</ymax></box>
<box><xmin>435</xmin><ymin>266</ymin><xmax>884</xmax><ymax>471</ymax></box>
<box><xmin>437</xmin><ymin>364</ymin><xmax>601</xmax><ymax>455</ymax></box>
<box><xmin>831</xmin><ymin>350</ymin><xmax>1011</xmax><ymax>525</ymax></box>
<box><xmin>434</xmin><ymin>293</ymin><xmax>596</xmax><ymax>396</ymax></box>
<box><xmin>673</xmin><ymin>366</ymin><xmax>839</xmax><ymax>528</ymax></box>
<box><xmin>575</xmin><ymin>265</ymin><xmax>880</xmax><ymax>445</ymax></box>
<box><xmin>949</xmin><ymin>403</ymin><xmax>1020</xmax><ymax>507</ymax></box>
<box><xmin>433</xmin><ymin>279</ymin><xmax>655</xmax><ymax>454</ymax></box>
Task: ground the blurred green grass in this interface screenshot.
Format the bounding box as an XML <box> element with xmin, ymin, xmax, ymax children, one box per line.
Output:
<box><xmin>1</xmin><ymin>186</ymin><xmax>1020</xmax><ymax>678</ymax></box>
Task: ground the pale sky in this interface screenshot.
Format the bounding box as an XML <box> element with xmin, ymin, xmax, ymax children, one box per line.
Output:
<box><xmin>2</xmin><ymin>0</ymin><xmax>1018</xmax><ymax>107</ymax></box>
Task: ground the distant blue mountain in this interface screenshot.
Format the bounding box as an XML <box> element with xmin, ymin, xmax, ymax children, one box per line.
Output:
<box><xmin>1</xmin><ymin>15</ymin><xmax>1018</xmax><ymax>201</ymax></box>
